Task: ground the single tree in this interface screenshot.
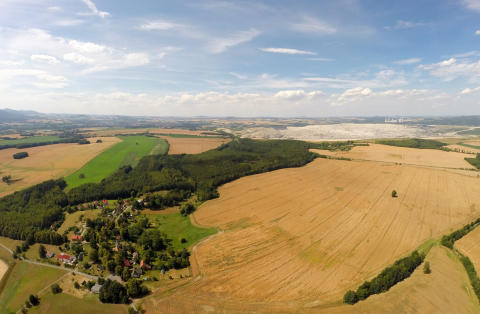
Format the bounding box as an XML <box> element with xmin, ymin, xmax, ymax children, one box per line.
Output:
<box><xmin>74</xmin><ymin>282</ymin><xmax>80</xmax><ymax>289</ymax></box>
<box><xmin>79</xmin><ymin>173</ymin><xmax>85</xmax><ymax>179</ymax></box>
<box><xmin>126</xmin><ymin>278</ymin><xmax>141</xmax><ymax>297</ymax></box>
<box><xmin>423</xmin><ymin>261</ymin><xmax>431</xmax><ymax>274</ymax></box>
<box><xmin>90</xmin><ymin>249</ymin><xmax>99</xmax><ymax>263</ymax></box>
<box><xmin>123</xmin><ymin>267</ymin><xmax>131</xmax><ymax>282</ymax></box>
<box><xmin>115</xmin><ymin>265</ymin><xmax>123</xmax><ymax>277</ymax></box>
<box><xmin>391</xmin><ymin>190</ymin><xmax>397</xmax><ymax>197</ymax></box>
<box><xmin>96</xmin><ymin>139</ymin><xmax>103</xmax><ymax>143</ymax></box>
<box><xmin>29</xmin><ymin>294</ymin><xmax>38</xmax><ymax>306</ymax></box>
<box><xmin>38</xmin><ymin>244</ymin><xmax>46</xmax><ymax>259</ymax></box>
<box><xmin>343</xmin><ymin>290</ymin><xmax>358</xmax><ymax>305</ymax></box>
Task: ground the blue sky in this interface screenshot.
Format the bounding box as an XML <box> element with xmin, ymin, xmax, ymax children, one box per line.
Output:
<box><xmin>0</xmin><ymin>0</ymin><xmax>480</xmax><ymax>117</ymax></box>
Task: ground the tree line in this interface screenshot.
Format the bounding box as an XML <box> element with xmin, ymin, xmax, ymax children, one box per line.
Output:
<box><xmin>13</xmin><ymin>152</ymin><xmax>28</xmax><ymax>159</ymax></box>
<box><xmin>375</xmin><ymin>138</ymin><xmax>447</xmax><ymax>150</ymax></box>
<box><xmin>440</xmin><ymin>218</ymin><xmax>480</xmax><ymax>249</ymax></box>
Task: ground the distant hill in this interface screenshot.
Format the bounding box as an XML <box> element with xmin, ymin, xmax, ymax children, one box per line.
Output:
<box><xmin>0</xmin><ymin>108</ymin><xmax>43</xmax><ymax>123</ymax></box>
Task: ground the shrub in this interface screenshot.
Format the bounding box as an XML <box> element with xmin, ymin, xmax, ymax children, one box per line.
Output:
<box><xmin>180</xmin><ymin>238</ymin><xmax>187</xmax><ymax>244</ymax></box>
<box><xmin>79</xmin><ymin>173</ymin><xmax>85</xmax><ymax>179</ymax></box>
<box><xmin>96</xmin><ymin>139</ymin><xmax>103</xmax><ymax>143</ymax></box>
<box><xmin>74</xmin><ymin>282</ymin><xmax>80</xmax><ymax>289</ymax></box>
<box><xmin>343</xmin><ymin>290</ymin><xmax>357</xmax><ymax>304</ymax></box>
<box><xmin>51</xmin><ymin>283</ymin><xmax>61</xmax><ymax>294</ymax></box>
<box><xmin>423</xmin><ymin>261</ymin><xmax>431</xmax><ymax>274</ymax></box>
<box><xmin>13</xmin><ymin>152</ymin><xmax>28</xmax><ymax>159</ymax></box>
<box><xmin>391</xmin><ymin>190</ymin><xmax>397</xmax><ymax>197</ymax></box>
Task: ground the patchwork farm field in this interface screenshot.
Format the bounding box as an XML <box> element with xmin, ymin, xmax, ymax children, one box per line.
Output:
<box><xmin>0</xmin><ymin>137</ymin><xmax>121</xmax><ymax>197</ymax></box>
<box><xmin>92</xmin><ymin>128</ymin><xmax>218</xmax><ymax>137</ymax></box>
<box><xmin>0</xmin><ymin>135</ymin><xmax>61</xmax><ymax>146</ymax></box>
<box><xmin>160</xmin><ymin>136</ymin><xmax>230</xmax><ymax>154</ymax></box>
<box><xmin>65</xmin><ymin>136</ymin><xmax>168</xmax><ymax>189</ymax></box>
<box><xmin>312</xmin><ymin>143</ymin><xmax>475</xmax><ymax>169</ymax></box>
<box><xmin>151</xmin><ymin>158</ymin><xmax>480</xmax><ymax>311</ymax></box>
<box><xmin>456</xmin><ymin>224</ymin><xmax>480</xmax><ymax>272</ymax></box>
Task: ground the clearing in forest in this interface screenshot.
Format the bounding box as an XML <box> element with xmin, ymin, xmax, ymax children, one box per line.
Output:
<box><xmin>456</xmin><ymin>224</ymin><xmax>480</xmax><ymax>272</ymax></box>
<box><xmin>148</xmin><ymin>245</ymin><xmax>479</xmax><ymax>313</ymax></box>
<box><xmin>312</xmin><ymin>143</ymin><xmax>475</xmax><ymax>169</ymax></box>
<box><xmin>0</xmin><ymin>137</ymin><xmax>121</xmax><ymax>198</ymax></box>
<box><xmin>160</xmin><ymin>136</ymin><xmax>230</xmax><ymax>154</ymax></box>
<box><xmin>65</xmin><ymin>136</ymin><xmax>168</xmax><ymax>189</ymax></box>
<box><xmin>153</xmin><ymin>158</ymin><xmax>480</xmax><ymax>309</ymax></box>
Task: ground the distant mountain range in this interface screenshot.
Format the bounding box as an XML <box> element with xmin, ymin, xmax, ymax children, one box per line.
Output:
<box><xmin>0</xmin><ymin>108</ymin><xmax>44</xmax><ymax>123</ymax></box>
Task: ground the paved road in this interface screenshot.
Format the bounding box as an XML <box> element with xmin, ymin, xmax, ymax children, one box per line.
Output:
<box><xmin>0</xmin><ymin>242</ymin><xmax>98</xmax><ymax>281</ymax></box>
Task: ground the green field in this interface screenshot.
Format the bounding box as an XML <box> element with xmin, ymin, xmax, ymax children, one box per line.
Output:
<box><xmin>0</xmin><ymin>135</ymin><xmax>62</xmax><ymax>146</ymax></box>
<box><xmin>65</xmin><ymin>136</ymin><xmax>168</xmax><ymax>189</ymax></box>
<box><xmin>157</xmin><ymin>133</ymin><xmax>221</xmax><ymax>138</ymax></box>
<box><xmin>149</xmin><ymin>213</ymin><xmax>217</xmax><ymax>250</ymax></box>
<box><xmin>458</xmin><ymin>143</ymin><xmax>480</xmax><ymax>150</ymax></box>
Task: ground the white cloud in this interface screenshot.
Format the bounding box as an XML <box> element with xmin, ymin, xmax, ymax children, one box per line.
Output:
<box><xmin>54</xmin><ymin>19</ymin><xmax>87</xmax><ymax>26</ymax></box>
<box><xmin>63</xmin><ymin>53</ymin><xmax>94</xmax><ymax>64</ymax></box>
<box><xmin>338</xmin><ymin>87</ymin><xmax>373</xmax><ymax>101</ymax></box>
<box><xmin>306</xmin><ymin>58</ymin><xmax>334</xmax><ymax>61</ymax></box>
<box><xmin>461</xmin><ymin>87</ymin><xmax>480</xmax><ymax>94</ymax></box>
<box><xmin>419</xmin><ymin>58</ymin><xmax>480</xmax><ymax>81</ymax></box>
<box><xmin>0</xmin><ymin>60</ymin><xmax>25</xmax><ymax>66</ymax></box>
<box><xmin>393</xmin><ymin>58</ymin><xmax>421</xmax><ymax>65</ymax></box>
<box><xmin>31</xmin><ymin>54</ymin><xmax>60</xmax><ymax>64</ymax></box>
<box><xmin>476</xmin><ymin>30</ymin><xmax>480</xmax><ymax>35</ymax></box>
<box><xmin>79</xmin><ymin>0</ymin><xmax>110</xmax><ymax>18</ymax></box>
<box><xmin>386</xmin><ymin>20</ymin><xmax>426</xmax><ymax>30</ymax></box>
<box><xmin>138</xmin><ymin>21</ymin><xmax>177</xmax><ymax>30</ymax></box>
<box><xmin>80</xmin><ymin>53</ymin><xmax>150</xmax><ymax>74</ymax></box>
<box><xmin>330</xmin><ymin>88</ymin><xmax>432</xmax><ymax>106</ymax></box>
<box><xmin>69</xmin><ymin>40</ymin><xmax>106</xmax><ymax>53</ymax></box>
<box><xmin>462</xmin><ymin>0</ymin><xmax>480</xmax><ymax>12</ymax></box>
<box><xmin>230</xmin><ymin>72</ymin><xmax>248</xmax><ymax>79</ymax></box>
<box><xmin>259</xmin><ymin>48</ymin><xmax>316</xmax><ymax>55</ymax></box>
<box><xmin>274</xmin><ymin>90</ymin><xmax>324</xmax><ymax>101</ymax></box>
<box><xmin>293</xmin><ymin>18</ymin><xmax>337</xmax><ymax>34</ymax></box>
<box><xmin>206</xmin><ymin>29</ymin><xmax>260</xmax><ymax>54</ymax></box>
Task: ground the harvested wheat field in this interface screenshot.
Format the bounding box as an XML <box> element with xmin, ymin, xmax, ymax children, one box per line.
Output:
<box><xmin>151</xmin><ymin>158</ymin><xmax>480</xmax><ymax>312</ymax></box>
<box><xmin>147</xmin><ymin>246</ymin><xmax>479</xmax><ymax>313</ymax></box>
<box><xmin>0</xmin><ymin>259</ymin><xmax>8</xmax><ymax>282</ymax></box>
<box><xmin>151</xmin><ymin>128</ymin><xmax>221</xmax><ymax>136</ymax></box>
<box><xmin>0</xmin><ymin>137</ymin><xmax>120</xmax><ymax>197</ymax></box>
<box><xmin>319</xmin><ymin>143</ymin><xmax>475</xmax><ymax>169</ymax></box>
<box><xmin>161</xmin><ymin>136</ymin><xmax>230</xmax><ymax>154</ymax></box>
<box><xmin>456</xmin><ymin>225</ymin><xmax>480</xmax><ymax>272</ymax></box>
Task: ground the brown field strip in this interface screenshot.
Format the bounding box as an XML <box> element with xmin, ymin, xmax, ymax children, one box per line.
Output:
<box><xmin>0</xmin><ymin>259</ymin><xmax>7</xmax><ymax>282</ymax></box>
<box><xmin>325</xmin><ymin>143</ymin><xmax>475</xmax><ymax>169</ymax></box>
<box><xmin>160</xmin><ymin>136</ymin><xmax>230</xmax><ymax>154</ymax></box>
<box><xmin>456</xmin><ymin>225</ymin><xmax>480</xmax><ymax>272</ymax></box>
<box><xmin>150</xmin><ymin>158</ymin><xmax>480</xmax><ymax>311</ymax></box>
<box><xmin>0</xmin><ymin>137</ymin><xmax>120</xmax><ymax>197</ymax></box>
<box><xmin>92</xmin><ymin>128</ymin><xmax>219</xmax><ymax>136</ymax></box>
<box><xmin>147</xmin><ymin>246</ymin><xmax>479</xmax><ymax>313</ymax></box>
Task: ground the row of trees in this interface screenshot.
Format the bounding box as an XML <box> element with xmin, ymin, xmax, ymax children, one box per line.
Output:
<box><xmin>441</xmin><ymin>218</ymin><xmax>480</xmax><ymax>249</ymax></box>
<box><xmin>344</xmin><ymin>251</ymin><xmax>425</xmax><ymax>305</ymax></box>
<box><xmin>376</xmin><ymin>138</ymin><xmax>447</xmax><ymax>149</ymax></box>
<box><xmin>13</xmin><ymin>151</ymin><xmax>28</xmax><ymax>159</ymax></box>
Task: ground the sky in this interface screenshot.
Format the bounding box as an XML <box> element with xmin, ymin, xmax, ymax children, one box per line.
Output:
<box><xmin>0</xmin><ymin>0</ymin><xmax>480</xmax><ymax>117</ymax></box>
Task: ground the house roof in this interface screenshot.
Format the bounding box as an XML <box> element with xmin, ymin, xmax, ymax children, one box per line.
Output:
<box><xmin>123</xmin><ymin>259</ymin><xmax>131</xmax><ymax>267</ymax></box>
<box><xmin>71</xmin><ymin>235</ymin><xmax>83</xmax><ymax>241</ymax></box>
<box><xmin>91</xmin><ymin>284</ymin><xmax>103</xmax><ymax>293</ymax></box>
<box><xmin>57</xmin><ymin>253</ymin><xmax>73</xmax><ymax>260</ymax></box>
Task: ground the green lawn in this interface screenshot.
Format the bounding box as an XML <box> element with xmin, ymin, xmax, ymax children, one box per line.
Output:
<box><xmin>27</xmin><ymin>291</ymin><xmax>129</xmax><ymax>314</ymax></box>
<box><xmin>149</xmin><ymin>213</ymin><xmax>217</xmax><ymax>250</ymax></box>
<box><xmin>65</xmin><ymin>136</ymin><xmax>168</xmax><ymax>189</ymax></box>
<box><xmin>0</xmin><ymin>135</ymin><xmax>61</xmax><ymax>146</ymax></box>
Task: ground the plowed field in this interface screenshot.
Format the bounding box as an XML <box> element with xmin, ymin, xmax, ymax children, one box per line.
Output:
<box><xmin>146</xmin><ymin>246</ymin><xmax>479</xmax><ymax>313</ymax></box>
<box><xmin>150</xmin><ymin>158</ymin><xmax>480</xmax><ymax>311</ymax></box>
<box><xmin>162</xmin><ymin>137</ymin><xmax>230</xmax><ymax>154</ymax></box>
<box><xmin>0</xmin><ymin>137</ymin><xmax>120</xmax><ymax>197</ymax></box>
<box><xmin>456</xmin><ymin>225</ymin><xmax>480</xmax><ymax>272</ymax></box>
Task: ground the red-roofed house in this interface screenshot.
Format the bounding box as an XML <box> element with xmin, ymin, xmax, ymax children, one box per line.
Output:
<box><xmin>57</xmin><ymin>253</ymin><xmax>76</xmax><ymax>264</ymax></box>
<box><xmin>140</xmin><ymin>260</ymin><xmax>151</xmax><ymax>270</ymax></box>
<box><xmin>123</xmin><ymin>259</ymin><xmax>131</xmax><ymax>267</ymax></box>
<box><xmin>71</xmin><ymin>235</ymin><xmax>83</xmax><ymax>241</ymax></box>
<box><xmin>116</xmin><ymin>235</ymin><xmax>121</xmax><ymax>240</ymax></box>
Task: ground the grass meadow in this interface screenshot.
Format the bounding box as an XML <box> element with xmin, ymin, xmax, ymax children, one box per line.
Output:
<box><xmin>65</xmin><ymin>136</ymin><xmax>168</xmax><ymax>189</ymax></box>
<box><xmin>0</xmin><ymin>135</ymin><xmax>62</xmax><ymax>146</ymax></box>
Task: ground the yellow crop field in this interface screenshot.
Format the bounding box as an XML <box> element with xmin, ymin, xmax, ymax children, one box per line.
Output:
<box><xmin>148</xmin><ymin>246</ymin><xmax>479</xmax><ymax>313</ymax></box>
<box><xmin>148</xmin><ymin>158</ymin><xmax>480</xmax><ymax>311</ymax></box>
<box><xmin>0</xmin><ymin>137</ymin><xmax>120</xmax><ymax>197</ymax></box>
<box><xmin>456</xmin><ymin>225</ymin><xmax>480</xmax><ymax>272</ymax></box>
<box><xmin>161</xmin><ymin>136</ymin><xmax>230</xmax><ymax>154</ymax></box>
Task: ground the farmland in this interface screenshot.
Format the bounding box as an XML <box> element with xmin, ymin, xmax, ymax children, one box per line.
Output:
<box><xmin>148</xmin><ymin>157</ymin><xmax>480</xmax><ymax>310</ymax></box>
<box><xmin>0</xmin><ymin>135</ymin><xmax>61</xmax><ymax>146</ymax></box>
<box><xmin>160</xmin><ymin>136</ymin><xmax>230</xmax><ymax>154</ymax></box>
<box><xmin>0</xmin><ymin>137</ymin><xmax>121</xmax><ymax>198</ymax></box>
<box><xmin>65</xmin><ymin>136</ymin><xmax>168</xmax><ymax>189</ymax></box>
<box><xmin>456</xmin><ymin>225</ymin><xmax>480</xmax><ymax>273</ymax></box>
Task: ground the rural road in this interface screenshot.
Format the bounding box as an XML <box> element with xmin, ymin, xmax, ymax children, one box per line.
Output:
<box><xmin>0</xmin><ymin>242</ymin><xmax>98</xmax><ymax>280</ymax></box>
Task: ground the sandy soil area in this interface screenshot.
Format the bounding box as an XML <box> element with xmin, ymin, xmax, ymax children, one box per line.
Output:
<box><xmin>149</xmin><ymin>158</ymin><xmax>480</xmax><ymax>310</ymax></box>
<box><xmin>0</xmin><ymin>137</ymin><xmax>121</xmax><ymax>197</ymax></box>
<box><xmin>326</xmin><ymin>144</ymin><xmax>475</xmax><ymax>169</ymax></box>
<box><xmin>161</xmin><ymin>137</ymin><xmax>230</xmax><ymax>154</ymax></box>
<box><xmin>238</xmin><ymin>124</ymin><xmax>440</xmax><ymax>140</ymax></box>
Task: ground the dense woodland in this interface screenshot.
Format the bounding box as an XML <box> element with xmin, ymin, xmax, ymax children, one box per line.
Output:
<box><xmin>376</xmin><ymin>138</ymin><xmax>447</xmax><ymax>149</ymax></box>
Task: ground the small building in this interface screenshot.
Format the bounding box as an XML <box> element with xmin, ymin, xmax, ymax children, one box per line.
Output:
<box><xmin>97</xmin><ymin>263</ymin><xmax>104</xmax><ymax>271</ymax></box>
<box><xmin>91</xmin><ymin>284</ymin><xmax>103</xmax><ymax>294</ymax></box>
<box><xmin>46</xmin><ymin>251</ymin><xmax>55</xmax><ymax>258</ymax></box>
<box><xmin>132</xmin><ymin>252</ymin><xmax>138</xmax><ymax>259</ymax></box>
<box><xmin>57</xmin><ymin>253</ymin><xmax>76</xmax><ymax>264</ymax></box>
<box><xmin>140</xmin><ymin>260</ymin><xmax>151</xmax><ymax>270</ymax></box>
<box><xmin>50</xmin><ymin>222</ymin><xmax>56</xmax><ymax>229</ymax></box>
<box><xmin>71</xmin><ymin>235</ymin><xmax>83</xmax><ymax>241</ymax></box>
<box><xmin>132</xmin><ymin>267</ymin><xmax>143</xmax><ymax>278</ymax></box>
<box><xmin>78</xmin><ymin>252</ymin><xmax>84</xmax><ymax>262</ymax></box>
<box><xmin>115</xmin><ymin>235</ymin><xmax>121</xmax><ymax>240</ymax></box>
<box><xmin>123</xmin><ymin>259</ymin><xmax>131</xmax><ymax>267</ymax></box>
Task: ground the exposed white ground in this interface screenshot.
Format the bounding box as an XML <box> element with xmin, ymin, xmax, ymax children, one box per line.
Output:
<box><xmin>236</xmin><ymin>123</ymin><xmax>445</xmax><ymax>140</ymax></box>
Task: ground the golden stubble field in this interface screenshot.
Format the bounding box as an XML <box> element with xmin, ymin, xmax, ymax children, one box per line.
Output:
<box><xmin>312</xmin><ymin>143</ymin><xmax>475</xmax><ymax>169</ymax></box>
<box><xmin>160</xmin><ymin>136</ymin><xmax>230</xmax><ymax>154</ymax></box>
<box><xmin>0</xmin><ymin>137</ymin><xmax>120</xmax><ymax>197</ymax></box>
<box><xmin>151</xmin><ymin>158</ymin><xmax>480</xmax><ymax>311</ymax></box>
<box><xmin>456</xmin><ymin>224</ymin><xmax>480</xmax><ymax>272</ymax></box>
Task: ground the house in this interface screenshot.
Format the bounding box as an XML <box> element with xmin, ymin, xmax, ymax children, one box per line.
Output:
<box><xmin>137</xmin><ymin>199</ymin><xmax>143</xmax><ymax>203</ymax></box>
<box><xmin>57</xmin><ymin>253</ymin><xmax>76</xmax><ymax>264</ymax></box>
<box><xmin>97</xmin><ymin>263</ymin><xmax>104</xmax><ymax>271</ymax></box>
<box><xmin>78</xmin><ymin>252</ymin><xmax>84</xmax><ymax>262</ymax></box>
<box><xmin>50</xmin><ymin>222</ymin><xmax>56</xmax><ymax>229</ymax></box>
<box><xmin>46</xmin><ymin>251</ymin><xmax>55</xmax><ymax>258</ymax></box>
<box><xmin>140</xmin><ymin>260</ymin><xmax>151</xmax><ymax>270</ymax></box>
<box><xmin>115</xmin><ymin>235</ymin><xmax>121</xmax><ymax>240</ymax></box>
<box><xmin>123</xmin><ymin>259</ymin><xmax>131</xmax><ymax>267</ymax></box>
<box><xmin>91</xmin><ymin>284</ymin><xmax>103</xmax><ymax>294</ymax></box>
<box><xmin>71</xmin><ymin>235</ymin><xmax>83</xmax><ymax>241</ymax></box>
<box><xmin>132</xmin><ymin>267</ymin><xmax>143</xmax><ymax>278</ymax></box>
<box><xmin>132</xmin><ymin>252</ymin><xmax>138</xmax><ymax>259</ymax></box>
<box><xmin>125</xmin><ymin>199</ymin><xmax>130</xmax><ymax>205</ymax></box>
